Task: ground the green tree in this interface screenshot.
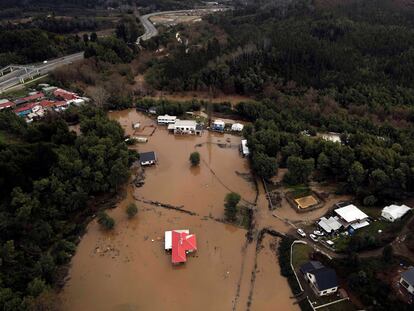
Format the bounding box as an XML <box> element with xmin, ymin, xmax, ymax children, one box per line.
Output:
<box><xmin>382</xmin><ymin>245</ymin><xmax>393</xmax><ymax>262</ymax></box>
<box><xmin>347</xmin><ymin>161</ymin><xmax>365</xmax><ymax>193</ymax></box>
<box><xmin>97</xmin><ymin>212</ymin><xmax>115</xmax><ymax>230</ymax></box>
<box><xmin>90</xmin><ymin>32</ymin><xmax>98</xmax><ymax>42</ymax></box>
<box><xmin>251</xmin><ymin>152</ymin><xmax>278</xmax><ymax>179</ymax></box>
<box><xmin>126</xmin><ymin>203</ymin><xmax>138</xmax><ymax>218</ymax></box>
<box><xmin>189</xmin><ymin>151</ymin><xmax>200</xmax><ymax>166</ymax></box>
<box><xmin>284</xmin><ymin>156</ymin><xmax>315</xmax><ymax>185</ymax></box>
<box><xmin>224</xmin><ymin>192</ymin><xmax>241</xmax><ymax>222</ymax></box>
<box><xmin>27</xmin><ymin>278</ymin><xmax>48</xmax><ymax>298</ymax></box>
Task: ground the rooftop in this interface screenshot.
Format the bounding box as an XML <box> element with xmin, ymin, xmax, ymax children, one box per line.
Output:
<box><xmin>401</xmin><ymin>267</ymin><xmax>414</xmax><ymax>285</ymax></box>
<box><xmin>300</xmin><ymin>261</ymin><xmax>324</xmax><ymax>274</ymax></box>
<box><xmin>171</xmin><ymin>230</ymin><xmax>197</xmax><ymax>264</ymax></box>
<box><xmin>174</xmin><ymin>119</ymin><xmax>197</xmax><ymax>127</ymax></box>
<box><xmin>334</xmin><ymin>204</ymin><xmax>369</xmax><ymax>223</ymax></box>
<box><xmin>382</xmin><ymin>204</ymin><xmax>411</xmax><ymax>219</ymax></box>
<box><xmin>309</xmin><ymin>267</ymin><xmax>338</xmax><ymax>291</ymax></box>
<box><xmin>139</xmin><ymin>151</ymin><xmax>156</xmax><ymax>163</ymax></box>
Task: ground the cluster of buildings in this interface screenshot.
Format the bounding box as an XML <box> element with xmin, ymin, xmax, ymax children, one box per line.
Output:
<box><xmin>0</xmin><ymin>84</ymin><xmax>89</xmax><ymax>123</ymax></box>
<box><xmin>164</xmin><ymin>229</ymin><xmax>197</xmax><ymax>264</ymax></box>
<box><xmin>157</xmin><ymin>114</ymin><xmax>245</xmax><ymax>135</ymax></box>
<box><xmin>316</xmin><ymin>203</ymin><xmax>412</xmax><ymax>238</ymax></box>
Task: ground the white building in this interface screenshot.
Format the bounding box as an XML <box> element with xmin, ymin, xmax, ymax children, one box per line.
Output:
<box><xmin>382</xmin><ymin>204</ymin><xmax>411</xmax><ymax>222</ymax></box>
<box><xmin>318</xmin><ymin>216</ymin><xmax>342</xmax><ymax>234</ymax></box>
<box><xmin>241</xmin><ymin>139</ymin><xmax>250</xmax><ymax>157</ymax></box>
<box><xmin>300</xmin><ymin>261</ymin><xmax>338</xmax><ymax>296</ymax></box>
<box><xmin>400</xmin><ymin>267</ymin><xmax>414</xmax><ymax>296</ymax></box>
<box><xmin>157</xmin><ymin>115</ymin><xmax>177</xmax><ymax>124</ymax></box>
<box><xmin>212</xmin><ymin>119</ymin><xmax>225</xmax><ymax>131</ymax></box>
<box><xmin>334</xmin><ymin>204</ymin><xmax>370</xmax><ymax>230</ymax></box>
<box><xmin>173</xmin><ymin>119</ymin><xmax>202</xmax><ymax>135</ymax></box>
<box><xmin>231</xmin><ymin>123</ymin><xmax>244</xmax><ymax>132</ymax></box>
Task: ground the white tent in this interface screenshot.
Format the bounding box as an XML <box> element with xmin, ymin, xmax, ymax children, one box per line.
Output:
<box><xmin>381</xmin><ymin>204</ymin><xmax>411</xmax><ymax>222</ymax></box>
<box><xmin>231</xmin><ymin>123</ymin><xmax>244</xmax><ymax>132</ymax></box>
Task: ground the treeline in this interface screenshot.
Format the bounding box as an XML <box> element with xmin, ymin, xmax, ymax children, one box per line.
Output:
<box><xmin>238</xmin><ymin>97</ymin><xmax>414</xmax><ymax>205</ymax></box>
<box><xmin>0</xmin><ymin>107</ymin><xmax>136</xmax><ymax>309</ymax></box>
<box><xmin>145</xmin><ymin>0</ymin><xmax>414</xmax><ymax>109</ymax></box>
<box><xmin>0</xmin><ymin>28</ymin><xmax>84</xmax><ymax>67</ymax></box>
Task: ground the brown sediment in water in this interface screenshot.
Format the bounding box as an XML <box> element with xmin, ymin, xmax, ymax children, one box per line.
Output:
<box><xmin>60</xmin><ymin>109</ymin><xmax>298</xmax><ymax>311</ymax></box>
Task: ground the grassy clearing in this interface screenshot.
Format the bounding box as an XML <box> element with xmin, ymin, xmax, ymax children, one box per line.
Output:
<box><xmin>292</xmin><ymin>243</ymin><xmax>313</xmax><ymax>268</ymax></box>
<box><xmin>288</xmin><ymin>184</ymin><xmax>312</xmax><ymax>198</ymax></box>
<box><xmin>359</xmin><ymin>206</ymin><xmax>382</xmax><ymax>218</ymax></box>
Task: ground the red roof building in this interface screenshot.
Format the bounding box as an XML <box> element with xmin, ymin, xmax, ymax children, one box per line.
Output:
<box><xmin>53</xmin><ymin>88</ymin><xmax>78</xmax><ymax>101</ymax></box>
<box><xmin>22</xmin><ymin>92</ymin><xmax>45</xmax><ymax>102</ymax></box>
<box><xmin>14</xmin><ymin>102</ymin><xmax>37</xmax><ymax>114</ymax></box>
<box><xmin>39</xmin><ymin>100</ymin><xmax>56</xmax><ymax>109</ymax></box>
<box><xmin>171</xmin><ymin>230</ymin><xmax>197</xmax><ymax>264</ymax></box>
<box><xmin>0</xmin><ymin>99</ymin><xmax>13</xmax><ymax>110</ymax></box>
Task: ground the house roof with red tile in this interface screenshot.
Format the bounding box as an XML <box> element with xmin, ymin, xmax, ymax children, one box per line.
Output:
<box><xmin>171</xmin><ymin>230</ymin><xmax>197</xmax><ymax>264</ymax></box>
<box><xmin>53</xmin><ymin>88</ymin><xmax>78</xmax><ymax>101</ymax></box>
<box><xmin>0</xmin><ymin>99</ymin><xmax>13</xmax><ymax>110</ymax></box>
<box><xmin>14</xmin><ymin>102</ymin><xmax>37</xmax><ymax>113</ymax></box>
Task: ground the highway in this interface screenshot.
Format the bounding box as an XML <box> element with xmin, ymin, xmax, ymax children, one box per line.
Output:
<box><xmin>0</xmin><ymin>52</ymin><xmax>84</xmax><ymax>93</ymax></box>
<box><xmin>136</xmin><ymin>8</ymin><xmax>229</xmax><ymax>44</ymax></box>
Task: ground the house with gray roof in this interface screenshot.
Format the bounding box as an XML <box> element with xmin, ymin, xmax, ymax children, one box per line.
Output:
<box><xmin>300</xmin><ymin>261</ymin><xmax>339</xmax><ymax>296</ymax></box>
<box><xmin>400</xmin><ymin>267</ymin><xmax>414</xmax><ymax>296</ymax></box>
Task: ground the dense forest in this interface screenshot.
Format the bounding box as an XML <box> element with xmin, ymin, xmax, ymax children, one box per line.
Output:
<box><xmin>146</xmin><ymin>0</ymin><xmax>414</xmax><ymax>109</ymax></box>
<box><xmin>0</xmin><ymin>108</ymin><xmax>136</xmax><ymax>309</ymax></box>
<box><xmin>142</xmin><ymin>0</ymin><xmax>414</xmax><ymax>206</ymax></box>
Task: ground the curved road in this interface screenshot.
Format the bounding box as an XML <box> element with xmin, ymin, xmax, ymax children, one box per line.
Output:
<box><xmin>0</xmin><ymin>52</ymin><xmax>84</xmax><ymax>93</ymax></box>
<box><xmin>136</xmin><ymin>8</ymin><xmax>229</xmax><ymax>44</ymax></box>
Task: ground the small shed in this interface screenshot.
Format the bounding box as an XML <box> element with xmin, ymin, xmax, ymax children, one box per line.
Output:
<box><xmin>231</xmin><ymin>123</ymin><xmax>244</xmax><ymax>132</ymax></box>
<box><xmin>139</xmin><ymin>151</ymin><xmax>157</xmax><ymax>166</ymax></box>
<box><xmin>382</xmin><ymin>204</ymin><xmax>411</xmax><ymax>222</ymax></box>
<box><xmin>212</xmin><ymin>119</ymin><xmax>225</xmax><ymax>131</ymax></box>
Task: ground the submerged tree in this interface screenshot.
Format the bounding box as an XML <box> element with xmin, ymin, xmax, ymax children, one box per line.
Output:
<box><xmin>224</xmin><ymin>192</ymin><xmax>241</xmax><ymax>222</ymax></box>
<box><xmin>97</xmin><ymin>211</ymin><xmax>115</xmax><ymax>230</ymax></box>
<box><xmin>189</xmin><ymin>151</ymin><xmax>200</xmax><ymax>166</ymax></box>
<box><xmin>126</xmin><ymin>203</ymin><xmax>138</xmax><ymax>218</ymax></box>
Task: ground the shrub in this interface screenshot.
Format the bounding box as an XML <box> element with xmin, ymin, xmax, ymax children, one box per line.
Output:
<box><xmin>224</xmin><ymin>192</ymin><xmax>241</xmax><ymax>222</ymax></box>
<box><xmin>126</xmin><ymin>203</ymin><xmax>138</xmax><ymax>218</ymax></box>
<box><xmin>189</xmin><ymin>151</ymin><xmax>200</xmax><ymax>166</ymax></box>
<box><xmin>97</xmin><ymin>211</ymin><xmax>115</xmax><ymax>230</ymax></box>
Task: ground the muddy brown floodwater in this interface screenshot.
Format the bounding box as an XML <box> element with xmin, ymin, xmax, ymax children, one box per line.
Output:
<box><xmin>60</xmin><ymin>109</ymin><xmax>298</xmax><ymax>311</ymax></box>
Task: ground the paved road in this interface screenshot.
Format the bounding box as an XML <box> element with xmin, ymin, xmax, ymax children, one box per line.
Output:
<box><xmin>0</xmin><ymin>52</ymin><xmax>84</xmax><ymax>93</ymax></box>
<box><xmin>136</xmin><ymin>8</ymin><xmax>229</xmax><ymax>44</ymax></box>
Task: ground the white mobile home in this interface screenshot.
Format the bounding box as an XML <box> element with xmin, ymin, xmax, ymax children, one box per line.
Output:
<box><xmin>157</xmin><ymin>115</ymin><xmax>177</xmax><ymax>124</ymax></box>
<box><xmin>241</xmin><ymin>139</ymin><xmax>250</xmax><ymax>157</ymax></box>
<box><xmin>382</xmin><ymin>204</ymin><xmax>411</xmax><ymax>222</ymax></box>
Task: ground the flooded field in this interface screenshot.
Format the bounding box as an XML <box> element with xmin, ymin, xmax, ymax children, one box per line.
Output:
<box><xmin>60</xmin><ymin>109</ymin><xmax>299</xmax><ymax>311</ymax></box>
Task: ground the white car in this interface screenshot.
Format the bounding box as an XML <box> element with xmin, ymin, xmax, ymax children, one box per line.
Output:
<box><xmin>297</xmin><ymin>228</ymin><xmax>306</xmax><ymax>237</ymax></box>
<box><xmin>309</xmin><ymin>234</ymin><xmax>318</xmax><ymax>242</ymax></box>
<box><xmin>313</xmin><ymin>230</ymin><xmax>324</xmax><ymax>236</ymax></box>
<box><xmin>43</xmin><ymin>60</ymin><xmax>48</xmax><ymax>64</ymax></box>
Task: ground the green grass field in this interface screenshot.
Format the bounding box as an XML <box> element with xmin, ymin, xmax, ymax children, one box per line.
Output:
<box><xmin>291</xmin><ymin>243</ymin><xmax>313</xmax><ymax>268</ymax></box>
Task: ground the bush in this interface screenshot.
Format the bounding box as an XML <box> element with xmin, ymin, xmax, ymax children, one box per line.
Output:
<box><xmin>126</xmin><ymin>203</ymin><xmax>138</xmax><ymax>218</ymax></box>
<box><xmin>97</xmin><ymin>211</ymin><xmax>115</xmax><ymax>230</ymax></box>
<box><xmin>224</xmin><ymin>192</ymin><xmax>241</xmax><ymax>222</ymax></box>
<box><xmin>189</xmin><ymin>151</ymin><xmax>200</xmax><ymax>166</ymax></box>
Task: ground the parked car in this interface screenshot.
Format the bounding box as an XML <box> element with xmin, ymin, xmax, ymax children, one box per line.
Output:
<box><xmin>309</xmin><ymin>234</ymin><xmax>318</xmax><ymax>242</ymax></box>
<box><xmin>297</xmin><ymin>228</ymin><xmax>306</xmax><ymax>237</ymax></box>
<box><xmin>313</xmin><ymin>230</ymin><xmax>324</xmax><ymax>236</ymax></box>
